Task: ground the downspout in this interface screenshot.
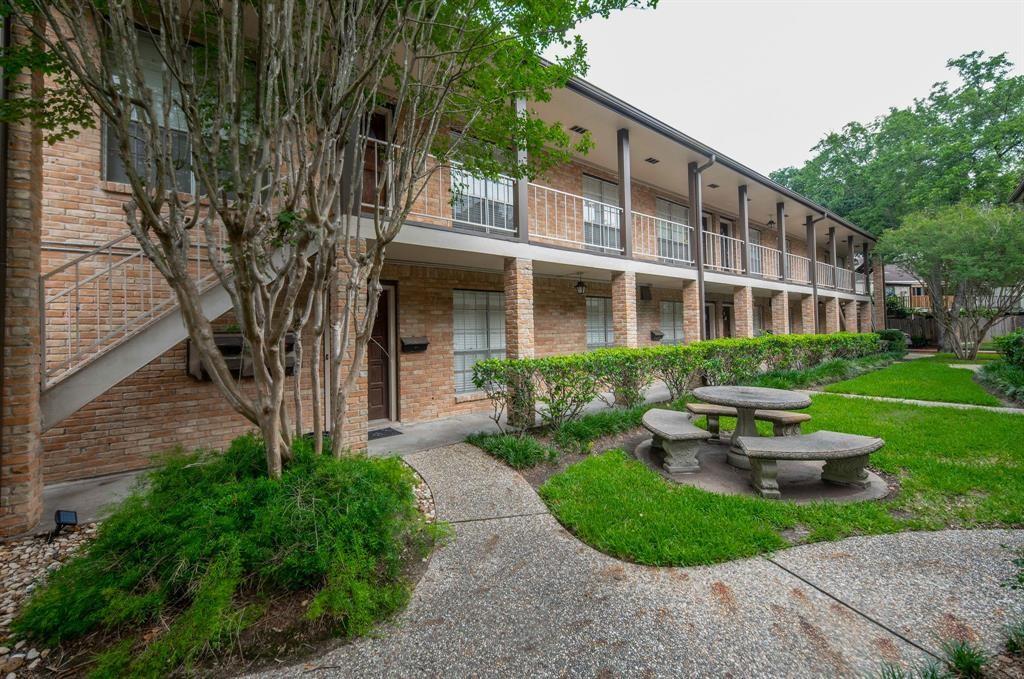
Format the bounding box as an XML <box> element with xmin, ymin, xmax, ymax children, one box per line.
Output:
<box><xmin>691</xmin><ymin>154</ymin><xmax>715</xmax><ymax>340</ymax></box>
<box><xmin>0</xmin><ymin>15</ymin><xmax>12</xmax><ymax>482</ymax></box>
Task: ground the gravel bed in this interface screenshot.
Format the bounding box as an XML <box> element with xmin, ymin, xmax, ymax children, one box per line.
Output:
<box><xmin>0</xmin><ymin>524</ymin><xmax>97</xmax><ymax>675</ymax></box>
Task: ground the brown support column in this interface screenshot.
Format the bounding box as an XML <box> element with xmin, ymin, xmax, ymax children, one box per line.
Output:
<box><xmin>846</xmin><ymin>235</ymin><xmax>855</xmax><ymax>289</ymax></box>
<box><xmin>860</xmin><ymin>243</ymin><xmax>870</xmax><ymax>295</ymax></box>
<box><xmin>770</xmin><ymin>290</ymin><xmax>790</xmax><ymax>335</ymax></box>
<box><xmin>733</xmin><ymin>286</ymin><xmax>754</xmax><ymax>338</ymax></box>
<box><xmin>843</xmin><ymin>299</ymin><xmax>858</xmax><ymax>332</ymax></box>
<box><xmin>611</xmin><ymin>270</ymin><xmax>638</xmax><ymax>348</ymax></box>
<box><xmin>513</xmin><ymin>97</ymin><xmax>529</xmax><ymax>243</ymax></box>
<box><xmin>682</xmin><ymin>280</ymin><xmax>701</xmax><ymax>343</ymax></box>
<box><xmin>777</xmin><ymin>202</ymin><xmax>788</xmax><ymax>281</ymax></box>
<box><xmin>738</xmin><ymin>185</ymin><xmax>750</xmax><ymax>274</ymax></box>
<box><xmin>805</xmin><ymin>216</ymin><xmax>819</xmax><ymax>330</ymax></box>
<box><xmin>688</xmin><ymin>162</ymin><xmax>707</xmax><ymax>340</ymax></box>
<box><xmin>800</xmin><ymin>295</ymin><xmax>816</xmax><ymax>334</ymax></box>
<box><xmin>1</xmin><ymin>34</ymin><xmax>43</xmax><ymax>537</ymax></box>
<box><xmin>872</xmin><ymin>254</ymin><xmax>886</xmax><ymax>331</ymax></box>
<box><xmin>829</xmin><ymin>226</ymin><xmax>838</xmax><ymax>274</ymax></box>
<box><xmin>617</xmin><ymin>128</ymin><xmax>633</xmax><ymax>258</ymax></box>
<box><xmin>825</xmin><ymin>296</ymin><xmax>841</xmax><ymax>333</ymax></box>
<box><xmin>503</xmin><ymin>258</ymin><xmax>535</xmax><ymax>359</ymax></box>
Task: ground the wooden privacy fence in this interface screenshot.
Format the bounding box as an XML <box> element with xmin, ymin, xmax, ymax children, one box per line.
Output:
<box><xmin>887</xmin><ymin>314</ymin><xmax>1024</xmax><ymax>345</ymax></box>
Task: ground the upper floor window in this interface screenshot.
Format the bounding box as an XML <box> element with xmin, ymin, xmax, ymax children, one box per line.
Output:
<box><xmin>582</xmin><ymin>175</ymin><xmax>620</xmax><ymax>251</ymax></box>
<box><xmin>103</xmin><ymin>33</ymin><xmax>193</xmax><ymax>193</ymax></box>
<box><xmin>655</xmin><ymin>198</ymin><xmax>690</xmax><ymax>263</ymax></box>
<box><xmin>586</xmin><ymin>296</ymin><xmax>614</xmax><ymax>349</ymax></box>
<box><xmin>660</xmin><ymin>300</ymin><xmax>685</xmax><ymax>344</ymax></box>
<box><xmin>453</xmin><ymin>290</ymin><xmax>506</xmax><ymax>393</ymax></box>
<box><xmin>451</xmin><ymin>167</ymin><xmax>515</xmax><ymax>233</ymax></box>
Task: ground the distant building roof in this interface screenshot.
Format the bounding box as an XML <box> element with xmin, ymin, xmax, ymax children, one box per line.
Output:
<box><xmin>1012</xmin><ymin>176</ymin><xmax>1024</xmax><ymax>203</ymax></box>
<box><xmin>884</xmin><ymin>265</ymin><xmax>920</xmax><ymax>285</ymax></box>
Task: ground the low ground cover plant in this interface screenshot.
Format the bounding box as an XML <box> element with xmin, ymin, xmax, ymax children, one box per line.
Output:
<box><xmin>13</xmin><ymin>435</ymin><xmax>441</xmax><ymax>677</ymax></box>
<box><xmin>979</xmin><ymin>330</ymin><xmax>1024</xmax><ymax>403</ymax></box>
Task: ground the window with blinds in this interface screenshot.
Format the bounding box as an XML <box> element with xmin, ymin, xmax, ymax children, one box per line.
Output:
<box><xmin>582</xmin><ymin>175</ymin><xmax>620</xmax><ymax>250</ymax></box>
<box><xmin>659</xmin><ymin>300</ymin><xmax>685</xmax><ymax>344</ymax></box>
<box><xmin>453</xmin><ymin>290</ymin><xmax>506</xmax><ymax>393</ymax></box>
<box><xmin>586</xmin><ymin>296</ymin><xmax>614</xmax><ymax>349</ymax></box>
<box><xmin>103</xmin><ymin>33</ymin><xmax>193</xmax><ymax>193</ymax></box>
<box><xmin>655</xmin><ymin>198</ymin><xmax>690</xmax><ymax>262</ymax></box>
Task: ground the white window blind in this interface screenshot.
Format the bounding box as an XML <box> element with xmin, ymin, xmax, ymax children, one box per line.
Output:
<box><xmin>586</xmin><ymin>297</ymin><xmax>614</xmax><ymax>348</ymax></box>
<box><xmin>453</xmin><ymin>290</ymin><xmax>506</xmax><ymax>393</ymax></box>
<box><xmin>660</xmin><ymin>300</ymin><xmax>685</xmax><ymax>344</ymax></box>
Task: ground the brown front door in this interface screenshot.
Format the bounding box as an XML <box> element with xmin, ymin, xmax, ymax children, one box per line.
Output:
<box><xmin>722</xmin><ymin>305</ymin><xmax>733</xmax><ymax>338</ymax></box>
<box><xmin>367</xmin><ymin>290</ymin><xmax>391</xmax><ymax>421</ymax></box>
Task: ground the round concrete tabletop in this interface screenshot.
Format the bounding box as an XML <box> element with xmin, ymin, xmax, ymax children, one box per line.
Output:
<box><xmin>692</xmin><ymin>385</ymin><xmax>811</xmax><ymax>410</ymax></box>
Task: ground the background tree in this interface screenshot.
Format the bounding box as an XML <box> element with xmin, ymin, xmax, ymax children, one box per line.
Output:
<box><xmin>3</xmin><ymin>0</ymin><xmax>650</xmax><ymax>476</ymax></box>
<box><xmin>876</xmin><ymin>204</ymin><xmax>1024</xmax><ymax>359</ymax></box>
<box><xmin>771</xmin><ymin>52</ymin><xmax>1024</xmax><ymax>235</ymax></box>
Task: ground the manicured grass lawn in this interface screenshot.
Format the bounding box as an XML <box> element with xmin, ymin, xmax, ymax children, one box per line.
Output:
<box><xmin>539</xmin><ymin>394</ymin><xmax>1024</xmax><ymax>567</ymax></box>
<box><xmin>823</xmin><ymin>356</ymin><xmax>1002</xmax><ymax>406</ymax></box>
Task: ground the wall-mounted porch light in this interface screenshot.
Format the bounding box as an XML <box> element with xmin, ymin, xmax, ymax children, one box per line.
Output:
<box><xmin>574</xmin><ymin>272</ymin><xmax>587</xmax><ymax>296</ymax></box>
<box><xmin>767</xmin><ymin>217</ymin><xmax>776</xmax><ymax>229</ymax></box>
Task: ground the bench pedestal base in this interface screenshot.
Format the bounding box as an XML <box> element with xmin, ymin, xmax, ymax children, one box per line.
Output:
<box><xmin>821</xmin><ymin>455</ymin><xmax>870</xmax><ymax>488</ymax></box>
<box><xmin>653</xmin><ymin>435</ymin><xmax>701</xmax><ymax>474</ymax></box>
<box><xmin>749</xmin><ymin>459</ymin><xmax>781</xmax><ymax>499</ymax></box>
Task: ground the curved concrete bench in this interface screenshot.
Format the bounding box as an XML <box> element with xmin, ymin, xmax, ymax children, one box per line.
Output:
<box><xmin>738</xmin><ymin>431</ymin><xmax>884</xmax><ymax>499</ymax></box>
<box><xmin>642</xmin><ymin>408</ymin><xmax>712</xmax><ymax>474</ymax></box>
<box><xmin>686</xmin><ymin>403</ymin><xmax>811</xmax><ymax>439</ymax></box>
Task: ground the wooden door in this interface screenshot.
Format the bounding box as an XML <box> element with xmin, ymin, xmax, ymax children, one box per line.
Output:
<box><xmin>367</xmin><ymin>290</ymin><xmax>391</xmax><ymax>421</ymax></box>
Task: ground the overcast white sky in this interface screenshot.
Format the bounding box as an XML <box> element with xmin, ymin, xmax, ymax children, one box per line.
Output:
<box><xmin>548</xmin><ymin>0</ymin><xmax>1024</xmax><ymax>175</ymax></box>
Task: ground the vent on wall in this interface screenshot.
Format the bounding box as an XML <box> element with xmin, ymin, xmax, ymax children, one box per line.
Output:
<box><xmin>569</xmin><ymin>125</ymin><xmax>589</xmax><ymax>134</ymax></box>
<box><xmin>644</xmin><ymin>157</ymin><xmax>660</xmax><ymax>164</ymax></box>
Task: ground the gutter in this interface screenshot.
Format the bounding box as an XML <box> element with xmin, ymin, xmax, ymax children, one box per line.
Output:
<box><xmin>563</xmin><ymin>76</ymin><xmax>878</xmax><ymax>243</ymax></box>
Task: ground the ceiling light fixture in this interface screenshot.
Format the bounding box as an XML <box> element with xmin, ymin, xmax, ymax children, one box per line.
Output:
<box><xmin>569</xmin><ymin>125</ymin><xmax>589</xmax><ymax>134</ymax></box>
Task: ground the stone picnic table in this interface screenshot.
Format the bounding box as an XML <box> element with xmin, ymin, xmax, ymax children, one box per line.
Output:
<box><xmin>692</xmin><ymin>386</ymin><xmax>812</xmax><ymax>470</ymax></box>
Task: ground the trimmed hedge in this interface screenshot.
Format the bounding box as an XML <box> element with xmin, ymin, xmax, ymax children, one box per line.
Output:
<box><xmin>995</xmin><ymin>329</ymin><xmax>1024</xmax><ymax>368</ymax></box>
<box><xmin>473</xmin><ymin>332</ymin><xmax>883</xmax><ymax>432</ymax></box>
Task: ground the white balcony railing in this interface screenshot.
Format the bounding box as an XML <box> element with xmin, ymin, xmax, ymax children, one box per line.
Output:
<box><xmin>787</xmin><ymin>253</ymin><xmax>811</xmax><ymax>284</ymax></box>
<box><xmin>748</xmin><ymin>243</ymin><xmax>782</xmax><ymax>279</ymax></box>
<box><xmin>527</xmin><ymin>183</ymin><xmax>623</xmax><ymax>253</ymax></box>
<box><xmin>633</xmin><ymin>212</ymin><xmax>693</xmax><ymax>264</ymax></box>
<box><xmin>835</xmin><ymin>267</ymin><xmax>854</xmax><ymax>292</ymax></box>
<box><xmin>362</xmin><ymin>138</ymin><xmax>517</xmax><ymax>237</ymax></box>
<box><xmin>702</xmin><ymin>231</ymin><xmax>744</xmax><ymax>273</ymax></box>
<box><xmin>816</xmin><ymin>261</ymin><xmax>836</xmax><ymax>288</ymax></box>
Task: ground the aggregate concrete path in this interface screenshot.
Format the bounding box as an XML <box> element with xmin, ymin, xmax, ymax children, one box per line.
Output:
<box><xmin>252</xmin><ymin>443</ymin><xmax>1024</xmax><ymax>679</ymax></box>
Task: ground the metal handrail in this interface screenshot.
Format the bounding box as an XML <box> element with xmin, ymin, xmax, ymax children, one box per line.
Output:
<box><xmin>40</xmin><ymin>229</ymin><xmax>225</xmax><ymax>386</ymax></box>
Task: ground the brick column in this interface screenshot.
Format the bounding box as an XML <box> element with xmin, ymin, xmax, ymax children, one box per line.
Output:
<box><xmin>824</xmin><ymin>296</ymin><xmax>841</xmax><ymax>333</ymax></box>
<box><xmin>1</xmin><ymin>48</ymin><xmax>43</xmax><ymax>536</ymax></box>
<box><xmin>611</xmin><ymin>271</ymin><xmax>638</xmax><ymax>347</ymax></box>
<box><xmin>333</xmin><ymin>249</ymin><xmax>368</xmax><ymax>452</ymax></box>
<box><xmin>503</xmin><ymin>258</ymin><xmax>534</xmax><ymax>359</ymax></box>
<box><xmin>682</xmin><ymin>280</ymin><xmax>700</xmax><ymax>344</ymax></box>
<box><xmin>858</xmin><ymin>302</ymin><xmax>872</xmax><ymax>333</ymax></box>
<box><xmin>800</xmin><ymin>295</ymin><xmax>816</xmax><ymax>334</ymax></box>
<box><xmin>770</xmin><ymin>290</ymin><xmax>790</xmax><ymax>335</ymax></box>
<box><xmin>871</xmin><ymin>255</ymin><xmax>886</xmax><ymax>331</ymax></box>
<box><xmin>843</xmin><ymin>299</ymin><xmax>858</xmax><ymax>332</ymax></box>
<box><xmin>732</xmin><ymin>286</ymin><xmax>754</xmax><ymax>338</ymax></box>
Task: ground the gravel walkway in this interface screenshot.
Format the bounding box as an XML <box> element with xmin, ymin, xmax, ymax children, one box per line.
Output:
<box><xmin>249</xmin><ymin>443</ymin><xmax>1024</xmax><ymax>679</ymax></box>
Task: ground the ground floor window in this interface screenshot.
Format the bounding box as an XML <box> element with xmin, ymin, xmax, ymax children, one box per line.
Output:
<box><xmin>660</xmin><ymin>300</ymin><xmax>685</xmax><ymax>344</ymax></box>
<box><xmin>453</xmin><ymin>290</ymin><xmax>506</xmax><ymax>393</ymax></box>
<box><xmin>586</xmin><ymin>296</ymin><xmax>614</xmax><ymax>348</ymax></box>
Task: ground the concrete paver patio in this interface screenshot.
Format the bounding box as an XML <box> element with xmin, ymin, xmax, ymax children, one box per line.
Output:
<box><xmin>250</xmin><ymin>443</ymin><xmax>1024</xmax><ymax>679</ymax></box>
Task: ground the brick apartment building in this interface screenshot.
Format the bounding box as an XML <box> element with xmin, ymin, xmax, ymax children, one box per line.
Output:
<box><xmin>0</xmin><ymin>28</ymin><xmax>885</xmax><ymax>536</ymax></box>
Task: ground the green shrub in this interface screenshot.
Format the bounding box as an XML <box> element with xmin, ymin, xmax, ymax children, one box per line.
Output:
<box><xmin>877</xmin><ymin>328</ymin><xmax>909</xmax><ymax>354</ymax></box>
<box><xmin>553</xmin><ymin>403</ymin><xmax>653</xmax><ymax>454</ymax></box>
<box><xmin>472</xmin><ymin>333</ymin><xmax>884</xmax><ymax>433</ymax></box>
<box><xmin>940</xmin><ymin>640</ymin><xmax>988</xmax><ymax>678</ymax></box>
<box><xmin>1005</xmin><ymin>618</ymin><xmax>1024</xmax><ymax>656</ymax></box>
<box><xmin>465</xmin><ymin>432</ymin><xmax>557</xmax><ymax>468</ymax></box>
<box><xmin>978</xmin><ymin>359</ymin><xmax>1024</xmax><ymax>402</ymax></box>
<box><xmin>14</xmin><ymin>434</ymin><xmax>440</xmax><ymax>676</ymax></box>
<box><xmin>994</xmin><ymin>329</ymin><xmax>1024</xmax><ymax>368</ymax></box>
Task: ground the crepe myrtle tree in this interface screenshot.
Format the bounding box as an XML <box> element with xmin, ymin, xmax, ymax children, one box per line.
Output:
<box><xmin>3</xmin><ymin>0</ymin><xmax>653</xmax><ymax>476</ymax></box>
<box><xmin>877</xmin><ymin>203</ymin><xmax>1024</xmax><ymax>359</ymax></box>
